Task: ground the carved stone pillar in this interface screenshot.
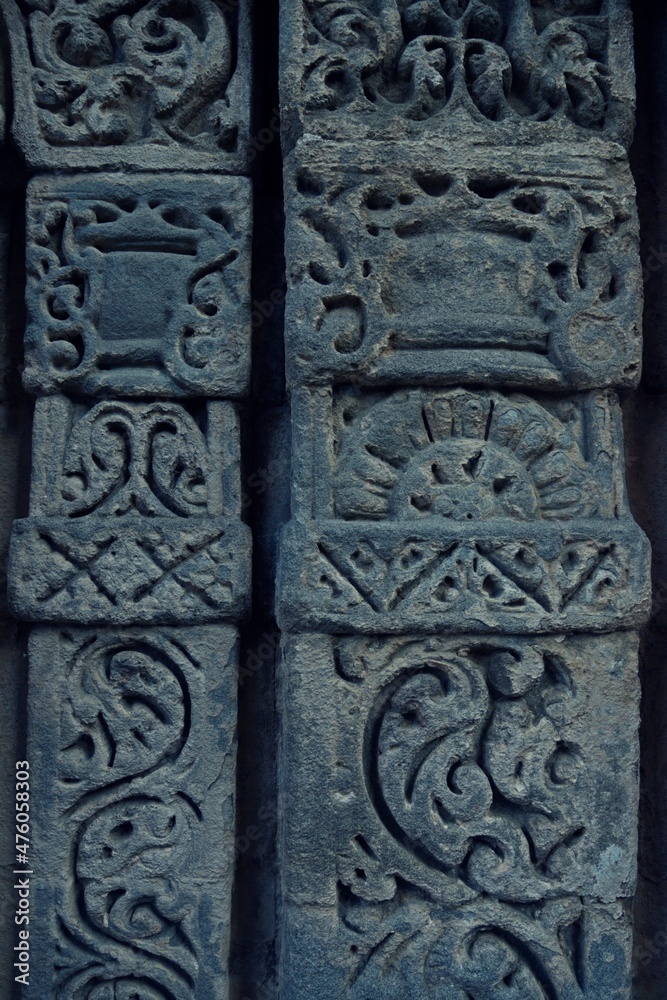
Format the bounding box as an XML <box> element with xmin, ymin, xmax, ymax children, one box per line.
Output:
<box><xmin>277</xmin><ymin>2</ymin><xmax>650</xmax><ymax>997</ymax></box>
<box><xmin>4</xmin><ymin>3</ymin><xmax>252</xmax><ymax>996</ymax></box>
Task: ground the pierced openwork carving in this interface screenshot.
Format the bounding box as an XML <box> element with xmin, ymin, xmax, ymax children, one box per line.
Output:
<box><xmin>281</xmin><ymin>0</ymin><xmax>634</xmax><ymax>146</ymax></box>
<box><xmin>285</xmin><ymin>143</ymin><xmax>641</xmax><ymax>389</ymax></box>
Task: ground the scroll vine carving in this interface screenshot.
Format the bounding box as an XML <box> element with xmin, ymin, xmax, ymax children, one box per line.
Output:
<box><xmin>5</xmin><ymin>0</ymin><xmax>250</xmax><ymax>169</ymax></box>
<box><xmin>30</xmin><ymin>627</ymin><xmax>238</xmax><ymax>1000</ymax></box>
<box><xmin>279</xmin><ymin>632</ymin><xmax>639</xmax><ymax>998</ymax></box>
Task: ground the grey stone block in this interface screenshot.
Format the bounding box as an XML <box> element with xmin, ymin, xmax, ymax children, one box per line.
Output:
<box><xmin>8</xmin><ymin>397</ymin><xmax>251</xmax><ymax>624</ymax></box>
<box><xmin>28</xmin><ymin>625</ymin><xmax>238</xmax><ymax>999</ymax></box>
<box><xmin>277</xmin><ymin>386</ymin><xmax>651</xmax><ymax>634</ymax></box>
<box><xmin>284</xmin><ymin>139</ymin><xmax>642</xmax><ymax>390</ymax></box>
<box><xmin>4</xmin><ymin>0</ymin><xmax>252</xmax><ymax>173</ymax></box>
<box><xmin>278</xmin><ymin>518</ymin><xmax>650</xmax><ymax>634</ymax></box>
<box><xmin>279</xmin><ymin>631</ymin><xmax>640</xmax><ymax>999</ymax></box>
<box><xmin>25</xmin><ymin>174</ymin><xmax>252</xmax><ymax>398</ymax></box>
<box><xmin>280</xmin><ymin>0</ymin><xmax>635</xmax><ymax>151</ymax></box>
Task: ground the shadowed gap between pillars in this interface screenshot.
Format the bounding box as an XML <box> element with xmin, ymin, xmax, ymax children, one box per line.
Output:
<box><xmin>230</xmin><ymin>0</ymin><xmax>288</xmax><ymax>998</ymax></box>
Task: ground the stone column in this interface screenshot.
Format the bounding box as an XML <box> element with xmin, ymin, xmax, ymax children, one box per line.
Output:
<box><xmin>277</xmin><ymin>2</ymin><xmax>650</xmax><ymax>997</ymax></box>
<box><xmin>4</xmin><ymin>3</ymin><xmax>252</xmax><ymax>997</ymax></box>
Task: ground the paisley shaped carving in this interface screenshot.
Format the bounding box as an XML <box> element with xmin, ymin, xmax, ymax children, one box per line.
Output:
<box><xmin>76</xmin><ymin>796</ymin><xmax>195</xmax><ymax>951</ymax></box>
<box><xmin>364</xmin><ymin>642</ymin><xmax>587</xmax><ymax>902</ymax></box>
<box><xmin>60</xmin><ymin>636</ymin><xmax>189</xmax><ymax>791</ymax></box>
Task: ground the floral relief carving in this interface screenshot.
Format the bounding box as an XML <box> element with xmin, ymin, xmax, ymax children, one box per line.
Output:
<box><xmin>5</xmin><ymin>0</ymin><xmax>251</xmax><ymax>168</ymax></box>
<box><xmin>29</xmin><ymin>627</ymin><xmax>238</xmax><ymax>1000</ymax></box>
<box><xmin>282</xmin><ymin>0</ymin><xmax>632</xmax><ymax>145</ymax></box>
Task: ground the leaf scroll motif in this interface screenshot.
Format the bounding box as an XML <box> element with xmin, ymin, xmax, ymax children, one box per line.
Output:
<box><xmin>338</xmin><ymin>883</ymin><xmax>584</xmax><ymax>998</ymax></box>
<box><xmin>60</xmin><ymin>402</ymin><xmax>211</xmax><ymax>518</ymax></box>
<box><xmin>60</xmin><ymin>639</ymin><xmax>189</xmax><ymax>792</ymax></box>
<box><xmin>76</xmin><ymin>796</ymin><xmax>196</xmax><ymax>957</ymax></box>
<box><xmin>301</xmin><ymin>0</ymin><xmax>611</xmax><ymax>129</ymax></box>
<box><xmin>23</xmin><ymin>0</ymin><xmax>237</xmax><ymax>150</ymax></box>
<box><xmin>366</xmin><ymin>645</ymin><xmax>586</xmax><ymax>902</ymax></box>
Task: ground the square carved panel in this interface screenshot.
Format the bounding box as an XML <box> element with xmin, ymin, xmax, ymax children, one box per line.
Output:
<box><xmin>9</xmin><ymin>398</ymin><xmax>251</xmax><ymax>624</ymax></box>
<box><xmin>278</xmin><ymin>387</ymin><xmax>651</xmax><ymax>633</ymax></box>
<box><xmin>5</xmin><ymin>0</ymin><xmax>251</xmax><ymax>173</ymax></box>
<box><xmin>25</xmin><ymin>174</ymin><xmax>252</xmax><ymax>398</ymax></box>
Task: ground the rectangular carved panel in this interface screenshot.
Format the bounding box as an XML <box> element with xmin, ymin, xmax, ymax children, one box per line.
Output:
<box><xmin>280</xmin><ymin>0</ymin><xmax>635</xmax><ymax>149</ymax></box>
<box><xmin>25</xmin><ymin>174</ymin><xmax>252</xmax><ymax>398</ymax></box>
<box><xmin>277</xmin><ymin>386</ymin><xmax>650</xmax><ymax>633</ymax></box>
<box><xmin>279</xmin><ymin>631</ymin><xmax>640</xmax><ymax>999</ymax></box>
<box><xmin>5</xmin><ymin>0</ymin><xmax>252</xmax><ymax>173</ymax></box>
<box><xmin>29</xmin><ymin>625</ymin><xmax>238</xmax><ymax>1000</ymax></box>
<box><xmin>285</xmin><ymin>141</ymin><xmax>641</xmax><ymax>390</ymax></box>
<box><xmin>9</xmin><ymin>397</ymin><xmax>251</xmax><ymax>624</ymax></box>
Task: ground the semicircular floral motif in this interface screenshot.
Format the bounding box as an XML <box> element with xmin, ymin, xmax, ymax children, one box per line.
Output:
<box><xmin>334</xmin><ymin>388</ymin><xmax>600</xmax><ymax>521</ymax></box>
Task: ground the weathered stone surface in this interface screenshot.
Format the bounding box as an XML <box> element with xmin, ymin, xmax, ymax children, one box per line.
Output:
<box><xmin>285</xmin><ymin>139</ymin><xmax>642</xmax><ymax>390</ymax></box>
<box><xmin>8</xmin><ymin>397</ymin><xmax>251</xmax><ymax>624</ymax></box>
<box><xmin>4</xmin><ymin>0</ymin><xmax>251</xmax><ymax>173</ymax></box>
<box><xmin>25</xmin><ymin>174</ymin><xmax>252</xmax><ymax>398</ymax></box>
<box><xmin>277</xmin><ymin>386</ymin><xmax>651</xmax><ymax>633</ymax></box>
<box><xmin>279</xmin><ymin>520</ymin><xmax>649</xmax><ymax>633</ymax></box>
<box><xmin>28</xmin><ymin>625</ymin><xmax>238</xmax><ymax>999</ymax></box>
<box><xmin>279</xmin><ymin>630</ymin><xmax>640</xmax><ymax>999</ymax></box>
<box><xmin>280</xmin><ymin>0</ymin><xmax>635</xmax><ymax>150</ymax></box>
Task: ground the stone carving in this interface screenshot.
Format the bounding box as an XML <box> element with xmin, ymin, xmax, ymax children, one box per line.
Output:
<box><xmin>28</xmin><ymin>626</ymin><xmax>237</xmax><ymax>999</ymax></box>
<box><xmin>285</xmin><ymin>141</ymin><xmax>641</xmax><ymax>389</ymax></box>
<box><xmin>9</xmin><ymin>397</ymin><xmax>251</xmax><ymax>623</ymax></box>
<box><xmin>280</xmin><ymin>0</ymin><xmax>635</xmax><ymax>147</ymax></box>
<box><xmin>277</xmin><ymin>386</ymin><xmax>650</xmax><ymax>633</ymax></box>
<box><xmin>4</xmin><ymin>0</ymin><xmax>251</xmax><ymax>172</ymax></box>
<box><xmin>279</xmin><ymin>631</ymin><xmax>639</xmax><ymax>998</ymax></box>
<box><xmin>25</xmin><ymin>174</ymin><xmax>251</xmax><ymax>397</ymax></box>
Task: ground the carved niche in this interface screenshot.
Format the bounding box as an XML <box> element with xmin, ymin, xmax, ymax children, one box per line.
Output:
<box><xmin>280</xmin><ymin>631</ymin><xmax>639</xmax><ymax>999</ymax></box>
<box><xmin>3</xmin><ymin>0</ymin><xmax>251</xmax><ymax>171</ymax></box>
<box><xmin>25</xmin><ymin>174</ymin><xmax>251</xmax><ymax>397</ymax></box>
<box><xmin>278</xmin><ymin>386</ymin><xmax>651</xmax><ymax>633</ymax></box>
<box><xmin>9</xmin><ymin>397</ymin><xmax>251</xmax><ymax>624</ymax></box>
<box><xmin>285</xmin><ymin>141</ymin><xmax>642</xmax><ymax>389</ymax></box>
<box><xmin>28</xmin><ymin>625</ymin><xmax>238</xmax><ymax>1000</ymax></box>
<box><xmin>280</xmin><ymin>0</ymin><xmax>635</xmax><ymax>147</ymax></box>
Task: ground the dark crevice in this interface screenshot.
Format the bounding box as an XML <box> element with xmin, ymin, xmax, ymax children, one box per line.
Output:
<box><xmin>229</xmin><ymin>2</ymin><xmax>287</xmax><ymax>1000</ymax></box>
<box><xmin>628</xmin><ymin>2</ymin><xmax>667</xmax><ymax>998</ymax></box>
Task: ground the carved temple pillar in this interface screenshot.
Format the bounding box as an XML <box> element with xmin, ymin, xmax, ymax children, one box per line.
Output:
<box><xmin>3</xmin><ymin>2</ymin><xmax>252</xmax><ymax>996</ymax></box>
<box><xmin>277</xmin><ymin>1</ymin><xmax>651</xmax><ymax>997</ymax></box>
